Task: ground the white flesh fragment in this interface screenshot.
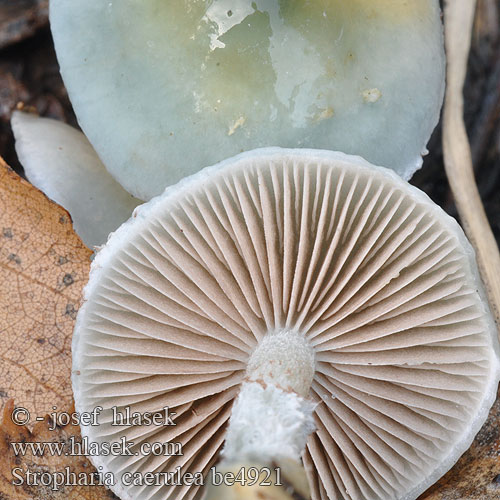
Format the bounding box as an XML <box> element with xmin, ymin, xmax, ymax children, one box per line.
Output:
<box><xmin>12</xmin><ymin>111</ymin><xmax>143</xmax><ymax>249</ymax></box>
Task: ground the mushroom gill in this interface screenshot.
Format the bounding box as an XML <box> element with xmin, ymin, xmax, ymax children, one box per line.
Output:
<box><xmin>72</xmin><ymin>149</ymin><xmax>500</xmax><ymax>500</ymax></box>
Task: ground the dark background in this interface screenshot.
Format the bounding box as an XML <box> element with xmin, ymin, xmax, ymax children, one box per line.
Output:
<box><xmin>0</xmin><ymin>0</ymin><xmax>499</xmax><ymax>247</ymax></box>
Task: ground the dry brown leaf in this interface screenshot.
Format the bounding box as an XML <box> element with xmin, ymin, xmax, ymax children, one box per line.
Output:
<box><xmin>0</xmin><ymin>399</ymin><xmax>118</xmax><ymax>499</ymax></box>
<box><xmin>419</xmin><ymin>385</ymin><xmax>500</xmax><ymax>500</ymax></box>
<box><xmin>0</xmin><ymin>157</ymin><xmax>91</xmax><ymax>423</ymax></box>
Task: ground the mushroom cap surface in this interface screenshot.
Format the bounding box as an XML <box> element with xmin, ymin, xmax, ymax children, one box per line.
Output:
<box><xmin>51</xmin><ymin>0</ymin><xmax>445</xmax><ymax>200</ymax></box>
<box><xmin>73</xmin><ymin>148</ymin><xmax>499</xmax><ymax>500</ymax></box>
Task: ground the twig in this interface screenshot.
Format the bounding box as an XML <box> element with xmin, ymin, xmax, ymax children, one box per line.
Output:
<box><xmin>443</xmin><ymin>0</ymin><xmax>500</xmax><ymax>334</ymax></box>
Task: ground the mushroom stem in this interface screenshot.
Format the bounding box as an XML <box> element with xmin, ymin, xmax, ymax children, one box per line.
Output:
<box><xmin>221</xmin><ymin>381</ymin><xmax>316</xmax><ymax>465</ymax></box>
<box><xmin>205</xmin><ymin>382</ymin><xmax>315</xmax><ymax>500</ymax></box>
<box><xmin>205</xmin><ymin>330</ymin><xmax>316</xmax><ymax>498</ymax></box>
<box><xmin>204</xmin><ymin>457</ymin><xmax>312</xmax><ymax>500</ymax></box>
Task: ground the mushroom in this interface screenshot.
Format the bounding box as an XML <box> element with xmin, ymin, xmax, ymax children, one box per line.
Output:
<box><xmin>72</xmin><ymin>148</ymin><xmax>500</xmax><ymax>500</ymax></box>
<box><xmin>50</xmin><ymin>0</ymin><xmax>445</xmax><ymax>200</ymax></box>
<box><xmin>11</xmin><ymin>110</ymin><xmax>143</xmax><ymax>248</ymax></box>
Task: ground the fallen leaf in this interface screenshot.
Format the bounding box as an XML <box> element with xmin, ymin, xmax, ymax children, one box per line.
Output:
<box><xmin>419</xmin><ymin>385</ymin><xmax>500</xmax><ymax>499</ymax></box>
<box><xmin>0</xmin><ymin>399</ymin><xmax>118</xmax><ymax>499</ymax></box>
<box><xmin>0</xmin><ymin>157</ymin><xmax>91</xmax><ymax>424</ymax></box>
